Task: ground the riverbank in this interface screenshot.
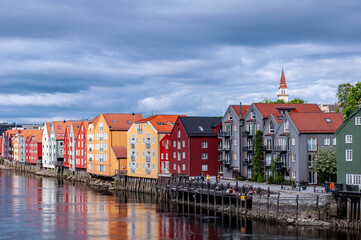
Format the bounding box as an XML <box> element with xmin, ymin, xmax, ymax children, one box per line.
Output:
<box><xmin>1</xmin><ymin>160</ymin><xmax>357</xmax><ymax>230</ymax></box>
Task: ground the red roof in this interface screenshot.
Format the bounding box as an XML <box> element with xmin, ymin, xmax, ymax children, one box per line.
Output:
<box><xmin>137</xmin><ymin>115</ymin><xmax>186</xmax><ymax>133</ymax></box>
<box><xmin>102</xmin><ymin>113</ymin><xmax>143</xmax><ymax>131</ymax></box>
<box><xmin>231</xmin><ymin>105</ymin><xmax>251</xmax><ymax>119</ymax></box>
<box><xmin>112</xmin><ymin>146</ymin><xmax>127</xmax><ymax>159</ymax></box>
<box><xmin>280</xmin><ymin>68</ymin><xmax>287</xmax><ymax>88</ymax></box>
<box><xmin>254</xmin><ymin>103</ymin><xmax>322</xmax><ymax>118</ymax></box>
<box><xmin>34</xmin><ymin>130</ymin><xmax>43</xmax><ymax>142</ymax></box>
<box><xmin>52</xmin><ymin>121</ymin><xmax>82</xmax><ymax>140</ymax></box>
<box><xmin>288</xmin><ymin>112</ymin><xmax>344</xmax><ymax>133</ymax></box>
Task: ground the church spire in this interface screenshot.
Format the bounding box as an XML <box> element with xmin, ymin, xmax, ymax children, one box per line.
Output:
<box><xmin>277</xmin><ymin>68</ymin><xmax>289</xmax><ymax>102</ymax></box>
<box><xmin>279</xmin><ymin>67</ymin><xmax>287</xmax><ymax>89</ymax></box>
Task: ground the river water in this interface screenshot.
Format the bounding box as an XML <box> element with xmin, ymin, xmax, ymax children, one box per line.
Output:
<box><xmin>0</xmin><ymin>169</ymin><xmax>358</xmax><ymax>240</ymax></box>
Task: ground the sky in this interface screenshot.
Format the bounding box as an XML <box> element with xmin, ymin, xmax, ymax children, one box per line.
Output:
<box><xmin>1</xmin><ymin>0</ymin><xmax>361</xmax><ymax>123</ymax></box>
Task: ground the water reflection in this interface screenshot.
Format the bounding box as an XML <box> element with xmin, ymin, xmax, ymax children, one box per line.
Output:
<box><xmin>0</xmin><ymin>170</ymin><xmax>359</xmax><ymax>240</ymax></box>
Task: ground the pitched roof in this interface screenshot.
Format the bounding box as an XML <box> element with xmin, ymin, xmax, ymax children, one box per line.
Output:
<box><xmin>288</xmin><ymin>112</ymin><xmax>344</xmax><ymax>133</ymax></box>
<box><xmin>33</xmin><ymin>130</ymin><xmax>44</xmax><ymax>142</ymax></box>
<box><xmin>138</xmin><ymin>115</ymin><xmax>186</xmax><ymax>133</ymax></box>
<box><xmin>102</xmin><ymin>113</ymin><xmax>143</xmax><ymax>131</ymax></box>
<box><xmin>112</xmin><ymin>146</ymin><xmax>127</xmax><ymax>159</ymax></box>
<box><xmin>179</xmin><ymin>117</ymin><xmax>222</xmax><ymax>137</ymax></box>
<box><xmin>71</xmin><ymin>122</ymin><xmax>82</xmax><ymax>137</ymax></box>
<box><xmin>280</xmin><ymin>68</ymin><xmax>287</xmax><ymax>88</ymax></box>
<box><xmin>90</xmin><ymin>115</ymin><xmax>100</xmax><ymax>126</ymax></box>
<box><xmin>230</xmin><ymin>105</ymin><xmax>251</xmax><ymax>119</ymax></box>
<box><xmin>5</xmin><ymin>129</ymin><xmax>21</xmax><ymax>137</ymax></box>
<box><xmin>253</xmin><ymin>103</ymin><xmax>322</xmax><ymax>118</ymax></box>
<box><xmin>20</xmin><ymin>129</ymin><xmax>39</xmax><ymax>139</ymax></box>
<box><xmin>52</xmin><ymin>121</ymin><xmax>82</xmax><ymax>140</ymax></box>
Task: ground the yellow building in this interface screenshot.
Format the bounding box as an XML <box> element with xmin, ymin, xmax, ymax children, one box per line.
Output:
<box><xmin>126</xmin><ymin>115</ymin><xmax>182</xmax><ymax>179</ymax></box>
<box><xmin>87</xmin><ymin>113</ymin><xmax>143</xmax><ymax>177</ymax></box>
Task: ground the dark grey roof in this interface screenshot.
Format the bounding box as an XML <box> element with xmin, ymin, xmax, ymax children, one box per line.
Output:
<box><xmin>179</xmin><ymin>117</ymin><xmax>222</xmax><ymax>137</ymax></box>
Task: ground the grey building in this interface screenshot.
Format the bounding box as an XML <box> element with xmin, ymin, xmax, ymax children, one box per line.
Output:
<box><xmin>219</xmin><ymin>103</ymin><xmax>250</xmax><ymax>178</ymax></box>
<box><xmin>272</xmin><ymin>112</ymin><xmax>343</xmax><ymax>183</ymax></box>
<box><xmin>241</xmin><ymin>103</ymin><xmax>323</xmax><ymax>179</ymax></box>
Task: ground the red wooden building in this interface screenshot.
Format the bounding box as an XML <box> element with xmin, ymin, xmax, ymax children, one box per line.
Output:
<box><xmin>74</xmin><ymin>121</ymin><xmax>89</xmax><ymax>170</ymax></box>
<box><xmin>169</xmin><ymin>117</ymin><xmax>222</xmax><ymax>177</ymax></box>
<box><xmin>63</xmin><ymin>122</ymin><xmax>83</xmax><ymax>170</ymax></box>
<box><xmin>25</xmin><ymin>130</ymin><xmax>43</xmax><ymax>165</ymax></box>
<box><xmin>159</xmin><ymin>134</ymin><xmax>171</xmax><ymax>174</ymax></box>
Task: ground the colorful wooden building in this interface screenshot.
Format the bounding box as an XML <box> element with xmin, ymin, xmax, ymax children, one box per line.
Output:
<box><xmin>87</xmin><ymin>113</ymin><xmax>143</xmax><ymax>177</ymax></box>
<box><xmin>126</xmin><ymin>115</ymin><xmax>184</xmax><ymax>179</ymax></box>
<box><xmin>75</xmin><ymin>121</ymin><xmax>89</xmax><ymax>170</ymax></box>
<box><xmin>25</xmin><ymin>130</ymin><xmax>43</xmax><ymax>165</ymax></box>
<box><xmin>169</xmin><ymin>117</ymin><xmax>222</xmax><ymax>177</ymax></box>
<box><xmin>159</xmin><ymin>134</ymin><xmax>171</xmax><ymax>174</ymax></box>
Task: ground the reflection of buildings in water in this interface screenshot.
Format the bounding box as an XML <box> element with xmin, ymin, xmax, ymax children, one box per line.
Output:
<box><xmin>127</xmin><ymin>202</ymin><xmax>159</xmax><ymax>239</ymax></box>
<box><xmin>41</xmin><ymin>178</ymin><xmax>58</xmax><ymax>238</ymax></box>
<box><xmin>86</xmin><ymin>191</ymin><xmax>109</xmax><ymax>238</ymax></box>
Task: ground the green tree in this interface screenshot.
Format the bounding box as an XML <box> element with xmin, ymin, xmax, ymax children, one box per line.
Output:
<box><xmin>313</xmin><ymin>146</ymin><xmax>337</xmax><ymax>182</ymax></box>
<box><xmin>288</xmin><ymin>97</ymin><xmax>306</xmax><ymax>104</ymax></box>
<box><xmin>253</xmin><ymin>130</ymin><xmax>264</xmax><ymax>182</ymax></box>
<box><xmin>344</xmin><ymin>82</ymin><xmax>361</xmax><ymax>118</ymax></box>
<box><xmin>336</xmin><ymin>83</ymin><xmax>353</xmax><ymax>114</ymax></box>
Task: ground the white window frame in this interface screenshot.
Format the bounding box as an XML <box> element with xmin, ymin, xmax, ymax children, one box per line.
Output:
<box><xmin>355</xmin><ymin>117</ymin><xmax>361</xmax><ymax>125</ymax></box>
<box><xmin>201</xmin><ymin>141</ymin><xmax>208</xmax><ymax>148</ymax></box>
<box><xmin>202</xmin><ymin>153</ymin><xmax>208</xmax><ymax>160</ymax></box>
<box><xmin>346</xmin><ymin>135</ymin><xmax>352</xmax><ymax>144</ymax></box>
<box><xmin>201</xmin><ymin>164</ymin><xmax>208</xmax><ymax>171</ymax></box>
<box><xmin>324</xmin><ymin>137</ymin><xmax>330</xmax><ymax>146</ymax></box>
<box><xmin>346</xmin><ymin>149</ymin><xmax>353</xmax><ymax>161</ymax></box>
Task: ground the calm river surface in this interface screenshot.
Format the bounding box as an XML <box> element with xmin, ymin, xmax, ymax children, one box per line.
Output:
<box><xmin>0</xmin><ymin>169</ymin><xmax>359</xmax><ymax>240</ymax></box>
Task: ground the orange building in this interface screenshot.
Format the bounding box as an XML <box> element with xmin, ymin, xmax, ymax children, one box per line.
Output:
<box><xmin>87</xmin><ymin>113</ymin><xmax>143</xmax><ymax>177</ymax></box>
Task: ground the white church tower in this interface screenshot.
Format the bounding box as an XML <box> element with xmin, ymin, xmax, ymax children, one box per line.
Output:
<box><xmin>277</xmin><ymin>68</ymin><xmax>289</xmax><ymax>102</ymax></box>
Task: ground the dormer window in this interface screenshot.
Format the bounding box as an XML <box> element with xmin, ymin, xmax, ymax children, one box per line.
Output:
<box><xmin>325</xmin><ymin>118</ymin><xmax>331</xmax><ymax>123</ymax></box>
<box><xmin>198</xmin><ymin>126</ymin><xmax>204</xmax><ymax>131</ymax></box>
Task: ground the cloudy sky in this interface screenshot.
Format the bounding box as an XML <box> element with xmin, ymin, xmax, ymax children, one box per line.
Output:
<box><xmin>1</xmin><ymin>0</ymin><xmax>361</xmax><ymax>123</ymax></box>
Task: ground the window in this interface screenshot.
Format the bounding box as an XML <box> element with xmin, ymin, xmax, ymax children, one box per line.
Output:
<box><xmin>182</xmin><ymin>152</ymin><xmax>185</xmax><ymax>159</ymax></box>
<box><xmin>346</xmin><ymin>149</ymin><xmax>352</xmax><ymax>161</ymax></box>
<box><xmin>251</xmin><ymin>110</ymin><xmax>255</xmax><ymax>119</ymax></box>
<box><xmin>292</xmin><ymin>154</ymin><xmax>296</xmax><ymax>163</ymax></box>
<box><xmin>307</xmin><ymin>138</ymin><xmax>317</xmax><ymax>151</ymax></box>
<box><xmin>136</xmin><ymin>138</ymin><xmax>138</xmax><ymax>144</ymax></box>
<box><xmin>346</xmin><ymin>174</ymin><xmax>361</xmax><ymax>185</ymax></box>
<box><xmin>346</xmin><ymin>135</ymin><xmax>352</xmax><ymax>143</ymax></box>
<box><xmin>333</xmin><ymin>137</ymin><xmax>336</xmax><ymax>145</ymax></box>
<box><xmin>355</xmin><ymin>117</ymin><xmax>361</xmax><ymax>125</ymax></box>
<box><xmin>143</xmin><ymin>138</ymin><xmax>145</xmax><ymax>144</ymax></box>
<box><xmin>177</xmin><ymin>129</ymin><xmax>181</xmax><ymax>138</ymax></box>
<box><xmin>173</xmin><ymin>152</ymin><xmax>176</xmax><ymax>159</ymax></box>
<box><xmin>152</xmin><ymin>137</ymin><xmax>155</xmax><ymax>144</ymax></box>
<box><xmin>269</xmin><ymin>122</ymin><xmax>274</xmax><ymax>133</ymax></box>
<box><xmin>202</xmin><ymin>153</ymin><xmax>208</xmax><ymax>160</ymax></box>
<box><xmin>284</xmin><ymin>119</ymin><xmax>289</xmax><ymax>132</ymax></box>
<box><xmin>182</xmin><ymin>164</ymin><xmax>185</xmax><ymax>171</ymax></box>
<box><xmin>152</xmin><ymin>163</ymin><xmax>155</xmax><ymax>170</ymax></box>
<box><xmin>292</xmin><ymin>170</ymin><xmax>296</xmax><ymax>179</ymax></box>
<box><xmin>198</xmin><ymin>126</ymin><xmax>204</xmax><ymax>131</ymax></box>
<box><xmin>99</xmin><ymin>122</ymin><xmax>103</xmax><ymax>131</ymax></box>
<box><xmin>201</xmin><ymin>141</ymin><xmax>208</xmax><ymax>148</ymax></box>
<box><xmin>143</xmin><ymin>163</ymin><xmax>145</xmax><ymax>169</ymax></box>
<box><xmin>161</xmin><ymin>153</ymin><xmax>164</xmax><ymax>160</ymax></box>
<box><xmin>173</xmin><ymin>164</ymin><xmax>176</xmax><ymax>170</ymax></box>
<box><xmin>152</xmin><ymin>151</ymin><xmax>155</xmax><ymax>158</ymax></box>
<box><xmin>233</xmin><ymin>124</ymin><xmax>237</xmax><ymax>132</ymax></box>
<box><xmin>166</xmin><ymin>153</ymin><xmax>168</xmax><ymax>160</ymax></box>
<box><xmin>324</xmin><ymin>137</ymin><xmax>330</xmax><ymax>146</ymax></box>
<box><xmin>233</xmin><ymin>139</ymin><xmax>237</xmax><ymax>146</ymax></box>
<box><xmin>202</xmin><ymin>164</ymin><xmax>208</xmax><ymax>171</ymax></box>
<box><xmin>173</xmin><ymin>141</ymin><xmax>176</xmax><ymax>148</ymax></box>
<box><xmin>182</xmin><ymin>140</ymin><xmax>185</xmax><ymax>148</ymax></box>
<box><xmin>136</xmin><ymin>162</ymin><xmax>138</xmax><ymax>169</ymax></box>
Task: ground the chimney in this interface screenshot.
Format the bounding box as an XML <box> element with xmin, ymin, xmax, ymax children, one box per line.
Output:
<box><xmin>239</xmin><ymin>102</ymin><xmax>242</xmax><ymax>117</ymax></box>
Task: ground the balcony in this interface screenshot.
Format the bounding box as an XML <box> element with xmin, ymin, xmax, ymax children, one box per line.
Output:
<box><xmin>146</xmin><ymin>143</ymin><xmax>151</xmax><ymax>149</ymax></box>
<box><xmin>146</xmin><ymin>169</ymin><xmax>151</xmax><ymax>174</ymax></box>
<box><xmin>223</xmin><ymin>145</ymin><xmax>231</xmax><ymax>151</ymax></box>
<box><xmin>131</xmin><ymin>156</ymin><xmax>135</xmax><ymax>161</ymax></box>
<box><xmin>263</xmin><ymin>145</ymin><xmax>273</xmax><ymax>151</ymax></box>
<box><xmin>243</xmin><ymin>145</ymin><xmax>253</xmax><ymax>152</ymax></box>
<box><xmin>146</xmin><ymin>156</ymin><xmax>151</xmax><ymax>162</ymax></box>
<box><xmin>131</xmin><ymin>143</ymin><xmax>135</xmax><ymax>149</ymax></box>
<box><xmin>218</xmin><ymin>144</ymin><xmax>223</xmax><ymax>151</ymax></box>
<box><xmin>131</xmin><ymin>168</ymin><xmax>135</xmax><ymax>173</ymax></box>
<box><xmin>218</xmin><ymin>131</ymin><xmax>231</xmax><ymax>137</ymax></box>
<box><xmin>275</xmin><ymin>162</ymin><xmax>287</xmax><ymax>170</ymax></box>
<box><xmin>275</xmin><ymin>145</ymin><xmax>288</xmax><ymax>152</ymax></box>
<box><xmin>243</xmin><ymin>160</ymin><xmax>252</xmax><ymax>167</ymax></box>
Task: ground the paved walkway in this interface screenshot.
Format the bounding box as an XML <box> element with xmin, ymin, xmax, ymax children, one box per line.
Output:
<box><xmin>206</xmin><ymin>178</ymin><xmax>329</xmax><ymax>197</ymax></box>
